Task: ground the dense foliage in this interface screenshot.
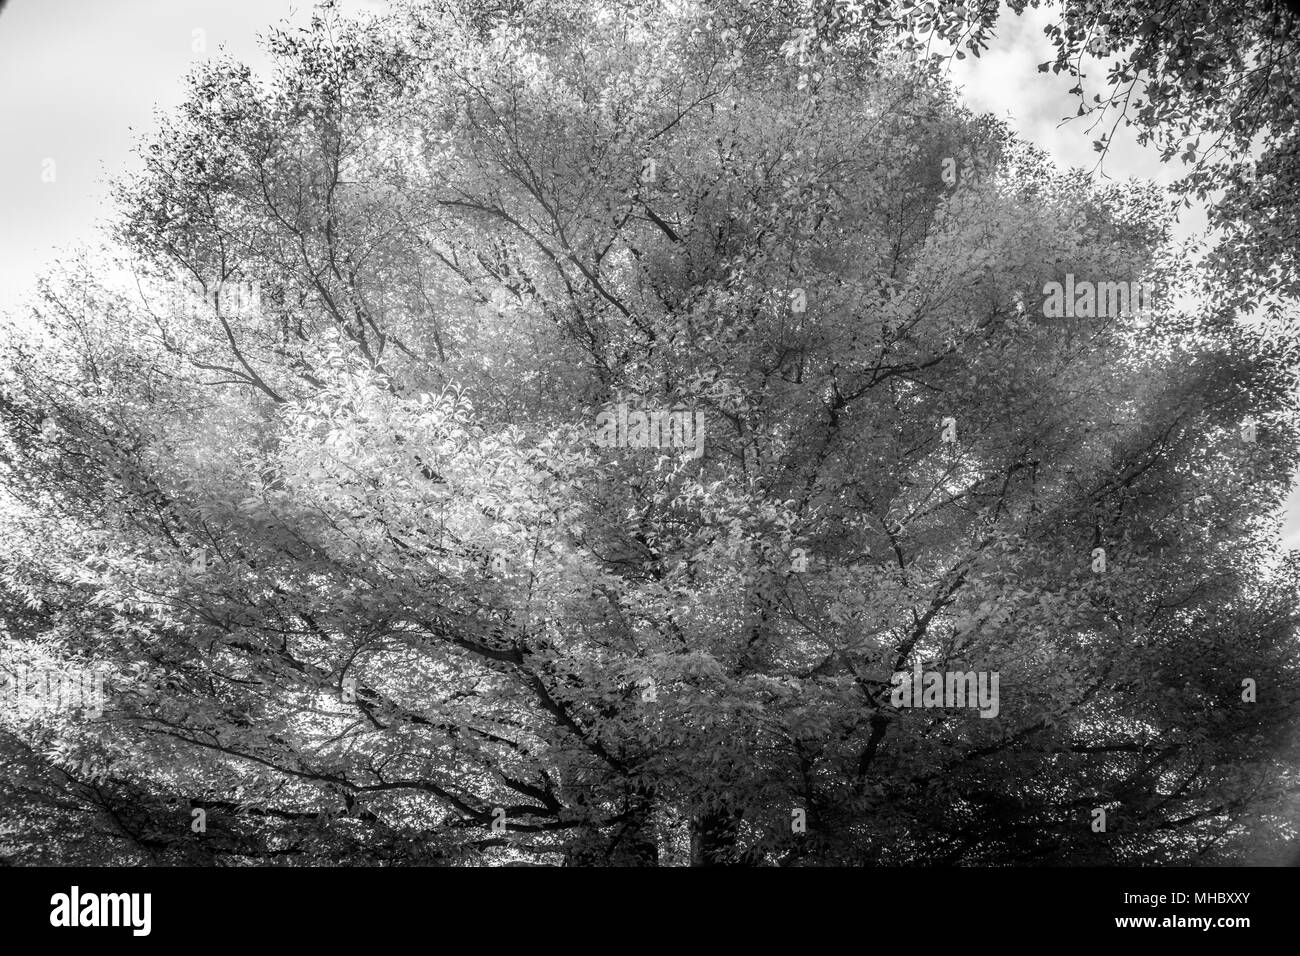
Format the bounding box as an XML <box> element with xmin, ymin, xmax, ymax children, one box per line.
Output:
<box><xmin>2</xmin><ymin>0</ymin><xmax>1298</xmax><ymax>865</ymax></box>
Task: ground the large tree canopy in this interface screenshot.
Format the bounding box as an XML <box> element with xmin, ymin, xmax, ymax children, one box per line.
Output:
<box><xmin>1</xmin><ymin>0</ymin><xmax>1298</xmax><ymax>866</ymax></box>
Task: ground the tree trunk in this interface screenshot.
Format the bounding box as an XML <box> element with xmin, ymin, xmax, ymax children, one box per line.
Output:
<box><xmin>690</xmin><ymin>808</ymin><xmax>760</xmax><ymax>866</ymax></box>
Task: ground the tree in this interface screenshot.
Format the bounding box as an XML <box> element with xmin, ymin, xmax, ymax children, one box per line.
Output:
<box><xmin>2</xmin><ymin>0</ymin><xmax>1298</xmax><ymax>865</ymax></box>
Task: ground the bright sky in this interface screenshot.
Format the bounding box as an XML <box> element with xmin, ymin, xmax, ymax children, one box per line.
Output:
<box><xmin>0</xmin><ymin>0</ymin><xmax>1296</xmax><ymax>542</ymax></box>
<box><xmin>0</xmin><ymin>0</ymin><xmax>384</xmax><ymax>312</ymax></box>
